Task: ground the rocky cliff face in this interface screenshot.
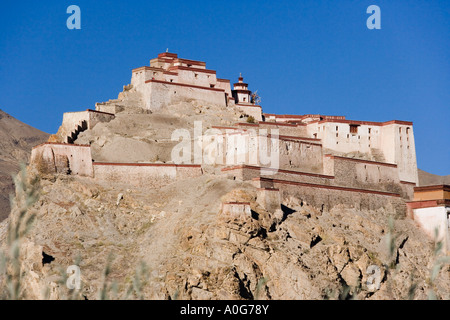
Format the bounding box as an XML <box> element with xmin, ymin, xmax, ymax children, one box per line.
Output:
<box><xmin>2</xmin><ymin>167</ymin><xmax>448</xmax><ymax>300</ymax></box>
<box><xmin>0</xmin><ymin>110</ymin><xmax>49</xmax><ymax>221</ymax></box>
<box><xmin>0</xmin><ymin>102</ymin><xmax>448</xmax><ymax>300</ymax></box>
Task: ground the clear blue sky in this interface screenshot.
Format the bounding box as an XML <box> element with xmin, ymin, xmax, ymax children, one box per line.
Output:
<box><xmin>0</xmin><ymin>0</ymin><xmax>449</xmax><ymax>175</ymax></box>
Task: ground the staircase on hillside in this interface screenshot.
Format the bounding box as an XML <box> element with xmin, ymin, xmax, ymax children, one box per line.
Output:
<box><xmin>66</xmin><ymin>120</ymin><xmax>88</xmax><ymax>144</ymax></box>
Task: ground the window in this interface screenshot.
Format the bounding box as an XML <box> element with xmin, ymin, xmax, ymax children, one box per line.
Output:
<box><xmin>195</xmin><ymin>73</ymin><xmax>198</xmax><ymax>78</ymax></box>
<box><xmin>406</xmin><ymin>127</ymin><xmax>410</xmax><ymax>135</ymax></box>
<box><xmin>210</xmin><ymin>84</ymin><xmax>215</xmax><ymax>88</ymax></box>
<box><xmin>336</xmin><ymin>126</ymin><xmax>339</xmax><ymax>131</ymax></box>
<box><xmin>368</xmin><ymin>128</ymin><xmax>371</xmax><ymax>134</ymax></box>
<box><xmin>349</xmin><ymin>124</ymin><xmax>359</xmax><ymax>134</ymax></box>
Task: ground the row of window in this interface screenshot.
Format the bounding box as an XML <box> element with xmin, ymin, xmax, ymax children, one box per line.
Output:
<box><xmin>327</xmin><ymin>124</ymin><xmax>411</xmax><ymax>135</ymax></box>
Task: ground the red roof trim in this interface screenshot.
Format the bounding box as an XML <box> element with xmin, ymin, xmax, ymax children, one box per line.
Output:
<box><xmin>132</xmin><ymin>66</ymin><xmax>164</xmax><ymax>73</ymax></box>
<box><xmin>400</xmin><ymin>180</ymin><xmax>417</xmax><ymax>186</ymax></box>
<box><xmin>174</xmin><ymin>58</ymin><xmax>206</xmax><ymax>66</ymax></box>
<box><xmin>158</xmin><ymin>52</ymin><xmax>178</xmax><ymax>59</ymax></box>
<box><xmin>163</xmin><ymin>71</ymin><xmax>178</xmax><ymax>76</ymax></box>
<box><xmin>236</xmin><ymin>103</ymin><xmax>261</xmax><ymax>108</ymax></box>
<box><xmin>211</xmin><ymin>126</ymin><xmax>241</xmax><ymax>130</ymax></box>
<box><xmin>222</xmin><ymin>165</ymin><xmax>334</xmax><ymax>179</ymax></box>
<box><xmin>237</xmin><ymin>122</ymin><xmax>306</xmax><ymax>127</ymax></box>
<box><xmin>257</xmin><ymin>188</ymin><xmax>280</xmax><ymax>191</ymax></box>
<box><xmin>254</xmin><ymin>177</ymin><xmax>401</xmax><ymax>197</ymax></box>
<box><xmin>151</xmin><ymin>57</ymin><xmax>174</xmax><ymax>63</ymax></box>
<box><xmin>86</xmin><ymin>109</ymin><xmax>115</xmax><ymax>116</ymax></box>
<box><xmin>406</xmin><ymin>199</ymin><xmax>450</xmax><ymax>209</ymax></box>
<box><xmin>223</xmin><ymin>202</ymin><xmax>251</xmax><ymax>205</ymax></box>
<box><xmin>324</xmin><ymin>154</ymin><xmax>397</xmax><ymax>168</ymax></box>
<box><xmin>235</xmin><ymin>123</ymin><xmax>259</xmax><ymax>127</ymax></box>
<box><xmin>33</xmin><ymin>142</ymin><xmax>91</xmax><ymax>149</ymax></box>
<box><xmin>259</xmin><ymin>122</ymin><xmax>299</xmax><ymax>127</ymax></box>
<box><xmin>233</xmin><ymin>89</ymin><xmax>251</xmax><ymax>94</ymax></box>
<box><xmin>317</xmin><ymin>119</ymin><xmax>413</xmax><ymax>126</ymax></box>
<box><xmin>168</xmin><ymin>66</ymin><xmax>216</xmax><ymax>74</ymax></box>
<box><xmin>93</xmin><ymin>162</ymin><xmax>201</xmax><ymax>168</ymax></box>
<box><xmin>413</xmin><ymin>185</ymin><xmax>450</xmax><ymax>192</ymax></box>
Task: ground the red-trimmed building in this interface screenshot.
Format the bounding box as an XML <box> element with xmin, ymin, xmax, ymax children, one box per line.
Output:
<box><xmin>129</xmin><ymin>52</ymin><xmax>233</xmax><ymax>110</ymax></box>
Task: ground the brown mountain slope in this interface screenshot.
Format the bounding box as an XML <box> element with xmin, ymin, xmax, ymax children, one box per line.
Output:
<box><xmin>418</xmin><ymin>169</ymin><xmax>450</xmax><ymax>186</ymax></box>
<box><xmin>0</xmin><ymin>109</ymin><xmax>49</xmax><ymax>220</ymax></box>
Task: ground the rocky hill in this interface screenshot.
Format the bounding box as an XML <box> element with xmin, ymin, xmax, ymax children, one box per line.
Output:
<box><xmin>0</xmin><ymin>110</ymin><xmax>49</xmax><ymax>221</ymax></box>
<box><xmin>0</xmin><ymin>101</ymin><xmax>448</xmax><ymax>300</ymax></box>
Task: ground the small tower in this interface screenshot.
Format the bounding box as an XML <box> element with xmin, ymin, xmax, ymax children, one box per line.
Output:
<box><xmin>232</xmin><ymin>73</ymin><xmax>251</xmax><ymax>104</ymax></box>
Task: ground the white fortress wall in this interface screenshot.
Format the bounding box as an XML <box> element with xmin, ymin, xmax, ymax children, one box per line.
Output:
<box><xmin>215</xmin><ymin>79</ymin><xmax>232</xmax><ymax>97</ymax></box>
<box><xmin>205</xmin><ymin>126</ymin><xmax>323</xmax><ymax>173</ymax></box>
<box><xmin>130</xmin><ymin>68</ymin><xmax>148</xmax><ymax>90</ymax></box>
<box><xmin>255</xmin><ymin>177</ymin><xmax>405</xmax><ymax>216</ymax></box>
<box><xmin>93</xmin><ymin>163</ymin><xmax>203</xmax><ymax>188</ymax></box>
<box><xmin>140</xmin><ymin>81</ymin><xmax>228</xmax><ymax>111</ymax></box>
<box><xmin>174</xmin><ymin>67</ymin><xmax>217</xmax><ymax>87</ymax></box>
<box><xmin>310</xmin><ymin>122</ymin><xmax>382</xmax><ymax>155</ymax></box>
<box><xmin>259</xmin><ymin>122</ymin><xmax>307</xmax><ymax>137</ymax></box>
<box><xmin>58</xmin><ymin>111</ymin><xmax>90</xmax><ymax>141</ymax></box>
<box><xmin>221</xmin><ymin>165</ymin><xmax>334</xmax><ymax>185</ymax></box>
<box><xmin>56</xmin><ymin>110</ymin><xmax>115</xmax><ymax>143</ymax></box>
<box><xmin>306</xmin><ymin>119</ymin><xmax>419</xmax><ymax>185</ymax></box>
<box><xmin>278</xmin><ymin>139</ymin><xmax>323</xmax><ymax>173</ymax></box>
<box><xmin>31</xmin><ymin>143</ymin><xmax>93</xmax><ymax>176</ymax></box>
<box><xmin>413</xmin><ymin>206</ymin><xmax>449</xmax><ymax>250</ymax></box>
<box><xmin>381</xmin><ymin>122</ymin><xmax>418</xmax><ymax>184</ymax></box>
<box><xmin>237</xmin><ymin>122</ymin><xmax>307</xmax><ymax>137</ymax></box>
<box><xmin>236</xmin><ymin>105</ymin><xmax>263</xmax><ymax>121</ymax></box>
<box><xmin>326</xmin><ymin>155</ymin><xmax>402</xmax><ymax>193</ymax></box>
<box><xmin>221</xmin><ymin>202</ymin><xmax>252</xmax><ymax>218</ymax></box>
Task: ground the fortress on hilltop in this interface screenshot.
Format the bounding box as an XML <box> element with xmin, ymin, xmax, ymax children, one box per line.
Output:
<box><xmin>32</xmin><ymin>52</ymin><xmax>449</xmax><ymax>251</ymax></box>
